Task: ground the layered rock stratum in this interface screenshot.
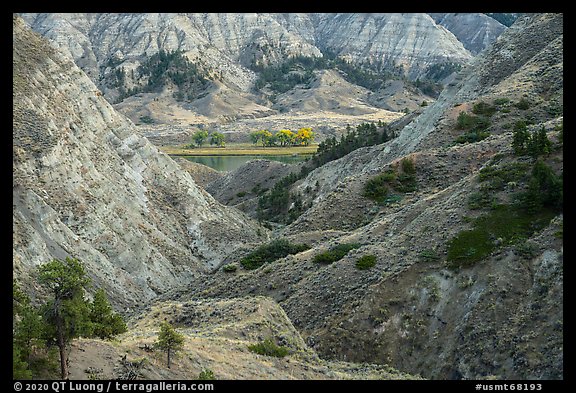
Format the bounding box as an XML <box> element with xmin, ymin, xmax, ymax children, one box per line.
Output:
<box><xmin>13</xmin><ymin>15</ymin><xmax>266</xmax><ymax>308</ymax></box>
<box><xmin>13</xmin><ymin>13</ymin><xmax>562</xmax><ymax>381</ymax></box>
<box><xmin>19</xmin><ymin>13</ymin><xmax>496</xmax><ymax>130</ymax></box>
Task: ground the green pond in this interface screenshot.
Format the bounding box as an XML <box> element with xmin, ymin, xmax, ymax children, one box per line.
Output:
<box><xmin>181</xmin><ymin>155</ymin><xmax>308</xmax><ymax>172</ymax></box>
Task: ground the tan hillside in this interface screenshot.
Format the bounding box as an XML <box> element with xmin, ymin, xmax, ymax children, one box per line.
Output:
<box><xmin>68</xmin><ymin>296</ymin><xmax>419</xmax><ymax>380</ymax></box>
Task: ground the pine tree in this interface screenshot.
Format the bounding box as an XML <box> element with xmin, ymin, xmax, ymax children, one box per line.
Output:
<box><xmin>512</xmin><ymin>121</ymin><xmax>529</xmax><ymax>155</ymax></box>
<box><xmin>89</xmin><ymin>289</ymin><xmax>127</xmax><ymax>340</ymax></box>
<box><xmin>13</xmin><ymin>345</ymin><xmax>32</xmax><ymax>380</ymax></box>
<box><xmin>13</xmin><ymin>282</ymin><xmax>57</xmax><ymax>379</ymax></box>
<box><xmin>14</xmin><ymin>303</ymin><xmax>45</xmax><ymax>368</ymax></box>
<box><xmin>38</xmin><ymin>257</ymin><xmax>92</xmax><ymax>380</ymax></box>
<box><xmin>13</xmin><ymin>283</ymin><xmax>36</xmax><ymax>379</ymax></box>
<box><xmin>521</xmin><ymin>159</ymin><xmax>563</xmax><ymax>213</ymax></box>
<box><xmin>532</xmin><ymin>126</ymin><xmax>552</xmax><ymax>157</ymax></box>
<box><xmin>155</xmin><ymin>321</ymin><xmax>185</xmax><ymax>369</ymax></box>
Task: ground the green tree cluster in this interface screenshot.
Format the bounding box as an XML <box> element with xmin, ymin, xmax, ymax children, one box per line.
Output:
<box><xmin>240</xmin><ymin>238</ymin><xmax>310</xmax><ymax>270</ymax></box>
<box><xmin>454</xmin><ymin>111</ymin><xmax>491</xmax><ymax>144</ymax></box>
<box><xmin>257</xmin><ymin>171</ymin><xmax>303</xmax><ymax>222</ymax></box>
<box><xmin>209</xmin><ymin>131</ymin><xmax>226</xmax><ymax>147</ymax></box>
<box><xmin>252</xmin><ymin>53</ymin><xmax>391</xmax><ymax>94</ymax></box>
<box><xmin>115</xmin><ymin>50</ymin><xmax>209</xmax><ymax>103</ymax></box>
<box><xmin>13</xmin><ymin>257</ymin><xmax>127</xmax><ymax>380</ymax></box>
<box><xmin>247</xmin><ymin>338</ymin><xmax>289</xmax><ymax>358</ymax></box>
<box><xmin>191</xmin><ymin>130</ymin><xmax>209</xmax><ymax>147</ymax></box>
<box><xmin>363</xmin><ymin>157</ymin><xmax>417</xmax><ymax>204</ymax></box>
<box><xmin>512</xmin><ymin>122</ymin><xmax>552</xmax><ymax>157</ymax></box>
<box><xmin>257</xmin><ymin>121</ymin><xmax>394</xmax><ymax>224</ymax></box>
<box><xmin>187</xmin><ymin>130</ymin><xmax>226</xmax><ymax>148</ymax></box>
<box><xmin>90</xmin><ymin>289</ymin><xmax>128</xmax><ymax>340</ymax></box>
<box><xmin>313</xmin><ymin>122</ymin><xmax>391</xmax><ymax>167</ymax></box>
<box><xmin>250</xmin><ymin>129</ymin><xmax>274</xmax><ymax>147</ymax></box>
<box><xmin>138</xmin><ymin>50</ymin><xmax>208</xmax><ymax>98</ymax></box>
<box><xmin>519</xmin><ymin>159</ymin><xmax>563</xmax><ymax>214</ymax></box>
<box><xmin>447</xmin><ymin>156</ymin><xmax>562</xmax><ymax>269</ymax></box>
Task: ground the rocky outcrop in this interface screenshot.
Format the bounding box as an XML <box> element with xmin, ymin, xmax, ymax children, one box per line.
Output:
<box><xmin>474</xmin><ymin>13</ymin><xmax>563</xmax><ymax>92</ymax></box>
<box><xmin>18</xmin><ymin>13</ymin><xmax>323</xmax><ymax>93</ymax></box>
<box><xmin>205</xmin><ymin>159</ymin><xmax>299</xmax><ymax>211</ymax></box>
<box><xmin>312</xmin><ymin>13</ymin><xmax>472</xmax><ymax>79</ymax></box>
<box><xmin>13</xmin><ymin>16</ymin><xmax>266</xmax><ymax>308</ymax></box>
<box><xmin>20</xmin><ymin>13</ymin><xmax>477</xmax><ymax>98</ymax></box>
<box><xmin>17</xmin><ymin>13</ymin><xmax>487</xmax><ymax>132</ymax></box>
<box><xmin>429</xmin><ymin>13</ymin><xmax>507</xmax><ymax>55</ymax></box>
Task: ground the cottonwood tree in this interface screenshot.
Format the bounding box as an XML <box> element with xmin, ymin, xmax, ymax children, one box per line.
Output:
<box><xmin>209</xmin><ymin>131</ymin><xmax>225</xmax><ymax>147</ymax></box>
<box><xmin>275</xmin><ymin>129</ymin><xmax>295</xmax><ymax>146</ymax></box>
<box><xmin>295</xmin><ymin>127</ymin><xmax>315</xmax><ymax>146</ymax></box>
<box><xmin>155</xmin><ymin>321</ymin><xmax>185</xmax><ymax>369</ymax></box>
<box><xmin>192</xmin><ymin>130</ymin><xmax>209</xmax><ymax>147</ymax></box>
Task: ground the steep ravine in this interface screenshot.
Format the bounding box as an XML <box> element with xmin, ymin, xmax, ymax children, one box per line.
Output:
<box><xmin>13</xmin><ymin>15</ymin><xmax>267</xmax><ymax>309</ymax></box>
<box><xmin>13</xmin><ymin>13</ymin><xmax>562</xmax><ymax>381</ymax></box>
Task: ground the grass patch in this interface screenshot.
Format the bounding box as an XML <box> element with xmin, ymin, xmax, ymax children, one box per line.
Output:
<box><xmin>247</xmin><ymin>338</ymin><xmax>289</xmax><ymax>358</ymax></box>
<box><xmin>222</xmin><ymin>264</ymin><xmax>238</xmax><ymax>273</ymax></box>
<box><xmin>313</xmin><ymin>243</ymin><xmax>361</xmax><ymax>264</ymax></box>
<box><xmin>472</xmin><ymin>101</ymin><xmax>497</xmax><ymax>117</ymax></box>
<box><xmin>419</xmin><ymin>249</ymin><xmax>441</xmax><ymax>262</ymax></box>
<box><xmin>240</xmin><ymin>239</ymin><xmax>310</xmax><ymax>270</ymax></box>
<box><xmin>447</xmin><ymin>204</ymin><xmax>556</xmax><ymax>269</ymax></box>
<box><xmin>478</xmin><ymin>162</ymin><xmax>531</xmax><ymax>190</ymax></box>
<box><xmin>467</xmin><ymin>161</ymin><xmax>532</xmax><ymax>209</ymax></box>
<box><xmin>160</xmin><ymin>143</ymin><xmax>317</xmax><ymax>157</ymax></box>
<box><xmin>467</xmin><ymin>190</ymin><xmax>496</xmax><ymax>210</ymax></box>
<box><xmin>198</xmin><ymin>369</ymin><xmax>216</xmax><ymax>380</ymax></box>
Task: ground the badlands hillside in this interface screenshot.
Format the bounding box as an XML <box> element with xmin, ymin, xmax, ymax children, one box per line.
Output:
<box><xmin>20</xmin><ymin>13</ymin><xmax>512</xmax><ymax>143</ymax></box>
<box><xmin>13</xmin><ymin>15</ymin><xmax>267</xmax><ymax>308</ymax></box>
<box><xmin>174</xmin><ymin>13</ymin><xmax>564</xmax><ymax>380</ymax></box>
<box><xmin>13</xmin><ymin>13</ymin><xmax>562</xmax><ymax>381</ymax></box>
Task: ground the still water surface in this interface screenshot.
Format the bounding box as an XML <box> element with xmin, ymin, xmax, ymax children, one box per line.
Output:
<box><xmin>182</xmin><ymin>155</ymin><xmax>307</xmax><ymax>172</ymax></box>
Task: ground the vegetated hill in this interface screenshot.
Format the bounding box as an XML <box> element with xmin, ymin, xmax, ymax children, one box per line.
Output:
<box><xmin>205</xmin><ymin>159</ymin><xmax>300</xmax><ymax>215</ymax></box>
<box><xmin>169</xmin><ymin>13</ymin><xmax>563</xmax><ymax>380</ymax></box>
<box><xmin>12</xmin><ymin>15</ymin><xmax>267</xmax><ymax>309</ymax></box>
<box><xmin>67</xmin><ymin>296</ymin><xmax>419</xmax><ymax>380</ymax></box>
<box><xmin>19</xmin><ymin>13</ymin><xmax>497</xmax><ymax>133</ymax></box>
